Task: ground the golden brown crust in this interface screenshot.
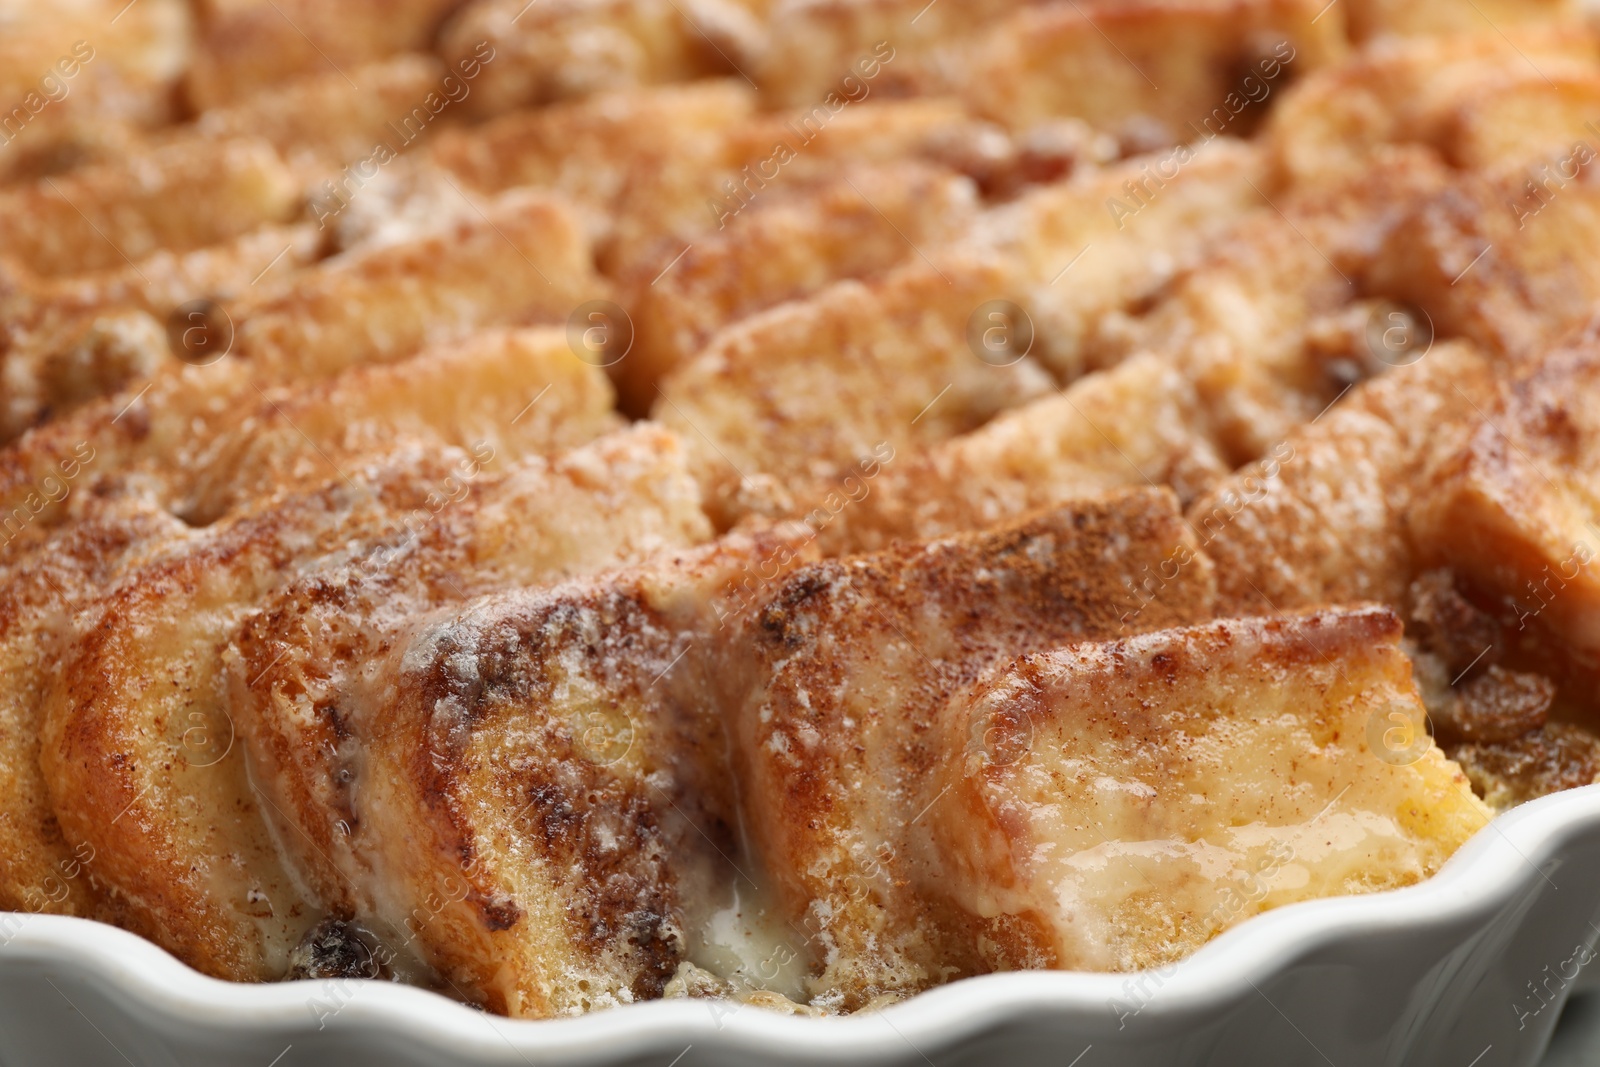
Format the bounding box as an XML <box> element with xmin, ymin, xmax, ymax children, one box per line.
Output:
<box><xmin>1266</xmin><ymin>26</ymin><xmax>1600</xmax><ymax>183</ymax></box>
<box><xmin>1342</xmin><ymin>0</ymin><xmax>1574</xmax><ymax>42</ymax></box>
<box><xmin>723</xmin><ymin>489</ymin><xmax>1216</xmax><ymax>1009</ymax></box>
<box><xmin>36</xmin><ymin>424</ymin><xmax>708</xmax><ymax>983</ymax></box>
<box><xmin>935</xmin><ymin>607</ymin><xmax>1492</xmax><ymax>972</ymax></box>
<box><xmin>0</xmin><ymin>2</ymin><xmax>192</xmax><ymax>183</ymax></box>
<box><xmin>39</xmin><ymin>467</ymin><xmax>442</xmax><ymax>979</ymax></box>
<box><xmin>655</xmin><ymin>248</ymin><xmax>1054</xmax><ymax>524</ymax></box>
<box><xmin>432</xmin><ymin>80</ymin><xmax>756</xmax><ymax>214</ymax></box>
<box><xmin>756</xmin><ymin>0</ymin><xmax>1027</xmax><ymax>107</ymax></box>
<box><xmin>0</xmin><ymin>194</ymin><xmax>601</xmax><ymax>542</ymax></box>
<box><xmin>191</xmin><ymin>55</ymin><xmax>453</xmax><ymax>177</ymax></box>
<box><xmin>182</xmin><ymin>326</ymin><xmax>622</xmax><ymax>523</ymax></box>
<box><xmin>1368</xmin><ymin>164</ymin><xmax>1600</xmax><ymax>360</ymax></box>
<box><xmin>185</xmin><ymin>0</ymin><xmax>468</xmax><ymax>111</ymax></box>
<box><xmin>822</xmin><ymin>352</ymin><xmax>1230</xmax><ymax>554</ymax></box>
<box><xmin>0</xmin><ymin>501</ymin><xmax>187</xmax><ymax>917</ymax></box>
<box><xmin>617</xmin><ymin>161</ymin><xmax>978</xmax><ymax>413</ymax></box>
<box><xmin>243</xmin><ymin>523</ymin><xmax>808</xmax><ymax>1014</ymax></box>
<box><xmin>0</xmin><ymin>139</ymin><xmax>297</xmax><ymax>277</ymax></box>
<box><xmin>1407</xmin><ymin>338</ymin><xmax>1600</xmax><ymax>667</ymax></box>
<box><xmin>654</xmin><ymin>141</ymin><xmax>1267</xmax><ymax>528</ymax></box>
<box><xmin>439</xmin><ymin>0</ymin><xmax>751</xmax><ymax>116</ymax></box>
<box><xmin>0</xmin><ymin>224</ymin><xmax>323</xmax><ymax>442</ymax></box>
<box><xmin>230</xmin><ymin>189</ymin><xmax>600</xmax><ymax>380</ymax></box>
<box><xmin>951</xmin><ymin>0</ymin><xmax>1348</xmax><ymax>137</ymax></box>
<box><xmin>229</xmin><ymin>426</ymin><xmax>712</xmax><ymax>929</ymax></box>
<box><xmin>821</xmin><ymin>150</ymin><xmax>1441</xmax><ymax>554</ymax></box>
<box><xmin>1189</xmin><ymin>341</ymin><xmax>1499</xmax><ymax>615</ymax></box>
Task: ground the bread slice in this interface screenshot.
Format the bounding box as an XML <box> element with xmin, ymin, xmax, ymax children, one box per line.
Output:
<box><xmin>1342</xmin><ymin>0</ymin><xmax>1573</xmax><ymax>41</ymax></box>
<box><xmin>0</xmin><ymin>223</ymin><xmax>322</xmax><ymax>442</ymax></box>
<box><xmin>952</xmin><ymin>0</ymin><xmax>1347</xmax><ymax>137</ymax></box>
<box><xmin>618</xmin><ymin>162</ymin><xmax>979</xmax><ymax>413</ymax></box>
<box><xmin>819</xmin><ymin>152</ymin><xmax>1442</xmax><ymax>553</ymax></box>
<box><xmin>1407</xmin><ymin>338</ymin><xmax>1600</xmax><ymax>664</ymax></box>
<box><xmin>654</xmin><ymin>142</ymin><xmax>1265</xmax><ymax>524</ymax></box>
<box><xmin>1189</xmin><ymin>340</ymin><xmax>1498</xmax><ymax>615</ymax></box>
<box><xmin>39</xmin><ymin>458</ymin><xmax>452</xmax><ymax>980</ymax></box>
<box><xmin>0</xmin><ymin>500</ymin><xmax>189</xmax><ymax>918</ymax></box>
<box><xmin>438</xmin><ymin>0</ymin><xmax>760</xmax><ymax>115</ymax></box>
<box><xmin>722</xmin><ymin>488</ymin><xmax>1215</xmax><ymax>1009</ymax></box>
<box><xmin>1266</xmin><ymin>25</ymin><xmax>1600</xmax><ymax>182</ymax></box>
<box><xmin>35</xmin><ymin>423</ymin><xmax>708</xmax><ymax>981</ymax></box>
<box><xmin>231</xmin><ymin>188</ymin><xmax>599</xmax><ymax>380</ymax></box>
<box><xmin>0</xmin><ymin>139</ymin><xmax>297</xmax><ymax>277</ymax></box>
<box><xmin>932</xmin><ymin>607</ymin><xmax>1492</xmax><ymax>973</ymax></box>
<box><xmin>0</xmin><ymin>190</ymin><xmax>601</xmax><ymax>537</ymax></box>
<box><xmin>183</xmin><ymin>326</ymin><xmax>623</xmax><ymax>523</ymax></box>
<box><xmin>185</xmin><ymin>0</ymin><xmax>465</xmax><ymax>110</ymax></box>
<box><xmin>246</xmin><ymin>524</ymin><xmax>811</xmax><ymax>1015</ymax></box>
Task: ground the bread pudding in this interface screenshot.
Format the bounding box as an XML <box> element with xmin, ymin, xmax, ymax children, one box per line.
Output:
<box><xmin>2</xmin><ymin>0</ymin><xmax>1600</xmax><ymax>1020</ymax></box>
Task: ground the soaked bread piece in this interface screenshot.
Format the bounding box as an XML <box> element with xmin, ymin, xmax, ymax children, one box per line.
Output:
<box><xmin>601</xmin><ymin>97</ymin><xmax>1036</xmax><ymax>277</ymax></box>
<box><xmin>438</xmin><ymin>89</ymin><xmax>1104</xmax><ymax>287</ymax></box>
<box><xmin>439</xmin><ymin>0</ymin><xmax>762</xmax><ymax>115</ymax></box>
<box><xmin>1407</xmin><ymin>339</ymin><xmax>1600</xmax><ymax>664</ymax></box>
<box><xmin>182</xmin><ymin>326</ymin><xmax>623</xmax><ymax>523</ymax></box>
<box><xmin>191</xmin><ymin>55</ymin><xmax>455</xmax><ymax>178</ymax></box>
<box><xmin>231</xmin><ymin>189</ymin><xmax>599</xmax><ymax>380</ymax></box>
<box><xmin>0</xmin><ymin>0</ymin><xmax>193</xmax><ymax>183</ymax></box>
<box><xmin>1191</xmin><ymin>334</ymin><xmax>1600</xmax><ymax>812</ymax></box>
<box><xmin>821</xmin><ymin>352</ymin><xmax>1230</xmax><ymax>554</ymax></box>
<box><xmin>0</xmin><ymin>501</ymin><xmax>189</xmax><ymax>918</ymax></box>
<box><xmin>761</xmin><ymin>0</ymin><xmax>1345</xmax><ymax>137</ymax></box>
<box><xmin>654</xmin><ymin>142</ymin><xmax>1265</xmax><ymax>525</ymax></box>
<box><xmin>0</xmin><ymin>224</ymin><xmax>323</xmax><ymax>443</ymax></box>
<box><xmin>21</xmin><ymin>224</ymin><xmax>323</xmax><ymax>325</ymax></box>
<box><xmin>5</xmin><ymin>0</ymin><xmax>1597</xmax><ymax>1022</ymax></box>
<box><xmin>1267</xmin><ymin>27</ymin><xmax>1600</xmax><ymax>183</ymax></box>
<box><xmin>716</xmin><ymin>97</ymin><xmax>1005</xmax><ymax>181</ymax></box>
<box><xmin>1188</xmin><ymin>341</ymin><xmax>1498</xmax><ymax>615</ymax></box>
<box><xmin>428</xmin><ymin>80</ymin><xmax>1043</xmax><ymax>274</ymax></box>
<box><xmin>0</xmin><ymin>192</ymin><xmax>600</xmax><ymax>536</ymax></box>
<box><xmin>0</xmin><ymin>312</ymin><xmax>170</xmax><ymax>446</ymax></box>
<box><xmin>0</xmin><ymin>352</ymin><xmax>654</xmax><ymax>921</ymax></box>
<box><xmin>987</xmin><ymin>138</ymin><xmax>1270</xmax><ymax>382</ymax></box>
<box><xmin>819</xmin><ymin>154</ymin><xmax>1439</xmax><ymax>553</ymax></box>
<box><xmin>722</xmin><ymin>490</ymin><xmax>1215</xmax><ymax>1009</ymax></box>
<box><xmin>1440</xmin><ymin>70</ymin><xmax>1600</xmax><ymax>174</ymax></box>
<box><xmin>1103</xmin><ymin>148</ymin><xmax>1445</xmax><ymax>459</ymax></box>
<box><xmin>235</xmin><ymin>525</ymin><xmax>806</xmax><ymax>1015</ymax></box>
<box><xmin>0</xmin><ymin>139</ymin><xmax>298</xmax><ymax>277</ymax></box>
<box><xmin>618</xmin><ymin>161</ymin><xmax>979</xmax><ymax>413</ymax></box>
<box><xmin>0</xmin><ymin>331</ymin><xmax>621</xmax><ymax>914</ymax></box>
<box><xmin>951</xmin><ymin>0</ymin><xmax>1347</xmax><ymax>138</ymax></box>
<box><xmin>432</xmin><ymin>79</ymin><xmax>757</xmax><ymax>228</ymax></box>
<box><xmin>933</xmin><ymin>607</ymin><xmax>1492</xmax><ymax>973</ymax></box>
<box><xmin>185</xmin><ymin>0</ymin><xmax>468</xmax><ymax>110</ymax></box>
<box><xmin>757</xmin><ymin>0</ymin><xmax>1029</xmax><ymax>106</ymax></box>
<box><xmin>38</xmin><ymin>426</ymin><xmax>712</xmax><ymax>982</ymax></box>
<box><xmin>655</xmin><ymin>249</ymin><xmax>1054</xmax><ymax>524</ymax></box>
<box><xmin>39</xmin><ymin>459</ymin><xmax>456</xmax><ymax>979</ymax></box>
<box><xmin>1343</xmin><ymin>0</ymin><xmax>1575</xmax><ymax>43</ymax></box>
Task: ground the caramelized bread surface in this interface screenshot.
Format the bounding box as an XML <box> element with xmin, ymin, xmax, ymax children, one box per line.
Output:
<box><xmin>724</xmin><ymin>490</ymin><xmax>1216</xmax><ymax>1008</ymax></box>
<box><xmin>934</xmin><ymin>607</ymin><xmax>1491</xmax><ymax>972</ymax></box>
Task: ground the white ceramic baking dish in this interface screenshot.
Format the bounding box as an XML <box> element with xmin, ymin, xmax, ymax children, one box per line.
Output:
<box><xmin>3</xmin><ymin>783</ymin><xmax>1600</xmax><ymax>1066</ymax></box>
